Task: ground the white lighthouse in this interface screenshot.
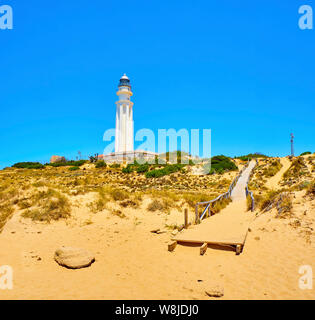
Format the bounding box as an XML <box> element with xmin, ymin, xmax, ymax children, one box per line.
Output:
<box><xmin>115</xmin><ymin>74</ymin><xmax>134</xmax><ymax>153</ymax></box>
<box><xmin>101</xmin><ymin>74</ymin><xmax>157</xmax><ymax>163</ymax></box>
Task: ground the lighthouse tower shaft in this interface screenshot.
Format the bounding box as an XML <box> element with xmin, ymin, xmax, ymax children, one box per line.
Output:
<box><xmin>115</xmin><ymin>75</ymin><xmax>134</xmax><ymax>153</ymax></box>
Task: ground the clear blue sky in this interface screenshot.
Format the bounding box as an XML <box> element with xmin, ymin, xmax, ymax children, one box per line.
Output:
<box><xmin>1</xmin><ymin>0</ymin><xmax>314</xmax><ymax>168</ymax></box>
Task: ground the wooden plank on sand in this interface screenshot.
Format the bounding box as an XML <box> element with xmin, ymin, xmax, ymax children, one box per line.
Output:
<box><xmin>200</xmin><ymin>243</ymin><xmax>207</xmax><ymax>256</ymax></box>
<box><xmin>168</xmin><ymin>241</ymin><xmax>177</xmax><ymax>252</ymax></box>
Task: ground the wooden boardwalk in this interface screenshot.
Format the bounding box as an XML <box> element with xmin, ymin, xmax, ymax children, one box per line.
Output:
<box><xmin>171</xmin><ymin>161</ymin><xmax>256</xmax><ymax>254</ymax></box>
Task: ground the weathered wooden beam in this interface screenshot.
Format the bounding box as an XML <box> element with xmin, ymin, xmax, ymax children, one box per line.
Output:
<box><xmin>168</xmin><ymin>241</ymin><xmax>177</xmax><ymax>252</ymax></box>
<box><xmin>200</xmin><ymin>243</ymin><xmax>207</xmax><ymax>256</ymax></box>
<box><xmin>236</xmin><ymin>245</ymin><xmax>242</xmax><ymax>255</ymax></box>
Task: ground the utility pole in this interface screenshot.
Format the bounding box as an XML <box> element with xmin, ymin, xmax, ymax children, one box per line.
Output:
<box><xmin>291</xmin><ymin>133</ymin><xmax>294</xmax><ymax>157</ymax></box>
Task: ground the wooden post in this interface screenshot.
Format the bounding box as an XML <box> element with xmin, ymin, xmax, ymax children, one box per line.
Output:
<box><xmin>195</xmin><ymin>205</ymin><xmax>199</xmax><ymax>224</ymax></box>
<box><xmin>184</xmin><ymin>208</ymin><xmax>188</xmax><ymax>229</ymax></box>
<box><xmin>168</xmin><ymin>241</ymin><xmax>177</xmax><ymax>252</ymax></box>
<box><xmin>200</xmin><ymin>243</ymin><xmax>207</xmax><ymax>256</ymax></box>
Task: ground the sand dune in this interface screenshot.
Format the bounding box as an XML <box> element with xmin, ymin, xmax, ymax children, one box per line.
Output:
<box><xmin>0</xmin><ymin>191</ymin><xmax>314</xmax><ymax>300</ymax></box>
<box><xmin>265</xmin><ymin>157</ymin><xmax>291</xmax><ymax>190</ymax></box>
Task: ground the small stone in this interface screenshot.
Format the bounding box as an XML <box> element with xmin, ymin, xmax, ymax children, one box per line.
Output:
<box><xmin>171</xmin><ymin>230</ymin><xmax>178</xmax><ymax>236</ymax></box>
<box><xmin>254</xmin><ymin>236</ymin><xmax>260</xmax><ymax>241</ymax></box>
<box><xmin>205</xmin><ymin>285</ymin><xmax>224</xmax><ymax>298</ymax></box>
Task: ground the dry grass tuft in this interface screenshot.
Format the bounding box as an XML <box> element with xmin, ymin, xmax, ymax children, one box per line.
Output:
<box><xmin>147</xmin><ymin>199</ymin><xmax>168</xmax><ymax>212</ymax></box>
<box><xmin>256</xmin><ymin>190</ymin><xmax>293</xmax><ymax>217</ymax></box>
<box><xmin>21</xmin><ymin>188</ymin><xmax>71</xmax><ymax>222</ymax></box>
<box><xmin>0</xmin><ymin>203</ymin><xmax>14</xmax><ymax>231</ymax></box>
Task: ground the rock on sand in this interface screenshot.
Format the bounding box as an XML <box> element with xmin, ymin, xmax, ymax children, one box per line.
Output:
<box><xmin>54</xmin><ymin>246</ymin><xmax>95</xmax><ymax>269</ymax></box>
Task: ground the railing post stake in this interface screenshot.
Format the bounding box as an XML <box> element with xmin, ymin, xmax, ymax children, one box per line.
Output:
<box><xmin>195</xmin><ymin>204</ymin><xmax>199</xmax><ymax>224</ymax></box>
<box><xmin>184</xmin><ymin>208</ymin><xmax>188</xmax><ymax>229</ymax></box>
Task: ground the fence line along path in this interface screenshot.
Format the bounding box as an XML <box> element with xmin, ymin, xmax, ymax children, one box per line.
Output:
<box><xmin>171</xmin><ymin>160</ymin><xmax>257</xmax><ymax>255</ymax></box>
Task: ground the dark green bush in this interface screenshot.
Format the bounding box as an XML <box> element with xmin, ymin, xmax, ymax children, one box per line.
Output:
<box><xmin>300</xmin><ymin>151</ymin><xmax>312</xmax><ymax>156</ymax></box>
<box><xmin>236</xmin><ymin>153</ymin><xmax>268</xmax><ymax>161</ymax></box>
<box><xmin>145</xmin><ymin>164</ymin><xmax>184</xmax><ymax>178</ymax></box>
<box><xmin>136</xmin><ymin>164</ymin><xmax>149</xmax><ymax>173</ymax></box>
<box><xmin>69</xmin><ymin>166</ymin><xmax>80</xmax><ymax>171</ymax></box>
<box><xmin>203</xmin><ymin>155</ymin><xmax>238</xmax><ymax>174</ymax></box>
<box><xmin>95</xmin><ymin>161</ymin><xmax>107</xmax><ymax>168</ymax></box>
<box><xmin>12</xmin><ymin>162</ymin><xmax>45</xmax><ymax>169</ymax></box>
<box><xmin>122</xmin><ymin>165</ymin><xmax>133</xmax><ymax>173</ymax></box>
<box><xmin>47</xmin><ymin>160</ymin><xmax>86</xmax><ymax>167</ymax></box>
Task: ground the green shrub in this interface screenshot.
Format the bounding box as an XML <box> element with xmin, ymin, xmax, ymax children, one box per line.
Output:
<box><xmin>202</xmin><ymin>155</ymin><xmax>238</xmax><ymax>174</ymax></box>
<box><xmin>300</xmin><ymin>151</ymin><xmax>312</xmax><ymax>156</ymax></box>
<box><xmin>69</xmin><ymin>166</ymin><xmax>80</xmax><ymax>171</ymax></box>
<box><xmin>136</xmin><ymin>164</ymin><xmax>149</xmax><ymax>173</ymax></box>
<box><xmin>110</xmin><ymin>163</ymin><xmax>121</xmax><ymax>169</ymax></box>
<box><xmin>12</xmin><ymin>162</ymin><xmax>45</xmax><ymax>169</ymax></box>
<box><xmin>122</xmin><ymin>165</ymin><xmax>133</xmax><ymax>173</ymax></box>
<box><xmin>145</xmin><ymin>164</ymin><xmax>184</xmax><ymax>178</ymax></box>
<box><xmin>95</xmin><ymin>161</ymin><xmax>107</xmax><ymax>168</ymax></box>
<box><xmin>236</xmin><ymin>153</ymin><xmax>268</xmax><ymax>161</ymax></box>
<box><xmin>47</xmin><ymin>160</ymin><xmax>86</xmax><ymax>167</ymax></box>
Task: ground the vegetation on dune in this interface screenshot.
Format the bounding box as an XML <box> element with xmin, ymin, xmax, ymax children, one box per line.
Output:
<box><xmin>300</xmin><ymin>151</ymin><xmax>312</xmax><ymax>156</ymax></box>
<box><xmin>147</xmin><ymin>199</ymin><xmax>169</xmax><ymax>212</ymax></box>
<box><xmin>122</xmin><ymin>161</ymin><xmax>151</xmax><ymax>174</ymax></box>
<box><xmin>262</xmin><ymin>159</ymin><xmax>282</xmax><ymax>177</ymax></box>
<box><xmin>182</xmin><ymin>192</ymin><xmax>211</xmax><ymax>208</ymax></box>
<box><xmin>253</xmin><ymin>190</ymin><xmax>293</xmax><ymax>217</ymax></box>
<box><xmin>0</xmin><ymin>203</ymin><xmax>14</xmax><ymax>231</ymax></box>
<box><xmin>161</xmin><ymin>151</ymin><xmax>194</xmax><ymax>164</ymax></box>
<box><xmin>89</xmin><ymin>186</ymin><xmax>132</xmax><ymax>212</ymax></box>
<box><xmin>110</xmin><ymin>163</ymin><xmax>121</xmax><ymax>169</ymax></box>
<box><xmin>0</xmin><ymin>151</ymin><xmax>244</xmax><ymax>230</ymax></box>
<box><xmin>47</xmin><ymin>160</ymin><xmax>87</xmax><ymax>167</ymax></box>
<box><xmin>235</xmin><ymin>153</ymin><xmax>269</xmax><ymax>161</ymax></box>
<box><xmin>283</xmin><ymin>158</ymin><xmax>309</xmax><ymax>182</ymax></box>
<box><xmin>88</xmin><ymin>188</ymin><xmax>110</xmax><ymax>212</ymax></box>
<box><xmin>145</xmin><ymin>164</ymin><xmax>185</xmax><ymax>178</ymax></box>
<box><xmin>12</xmin><ymin>162</ymin><xmax>45</xmax><ymax>169</ymax></box>
<box><xmin>247</xmin><ymin>194</ymin><xmax>253</xmax><ymax>211</ymax></box>
<box><xmin>69</xmin><ymin>166</ymin><xmax>80</xmax><ymax>171</ymax></box>
<box><xmin>21</xmin><ymin>188</ymin><xmax>71</xmax><ymax>222</ymax></box>
<box><xmin>202</xmin><ymin>155</ymin><xmax>238</xmax><ymax>175</ymax></box>
<box><xmin>306</xmin><ymin>180</ymin><xmax>315</xmax><ymax>197</ymax></box>
<box><xmin>95</xmin><ymin>160</ymin><xmax>107</xmax><ymax>168</ymax></box>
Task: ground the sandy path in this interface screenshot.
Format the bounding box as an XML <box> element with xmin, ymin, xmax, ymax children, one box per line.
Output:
<box><xmin>174</xmin><ymin>161</ymin><xmax>257</xmax><ymax>248</ymax></box>
<box><xmin>174</xmin><ymin>201</ymin><xmax>253</xmax><ymax>246</ymax></box>
<box><xmin>265</xmin><ymin>157</ymin><xmax>291</xmax><ymax>189</ymax></box>
<box><xmin>231</xmin><ymin>160</ymin><xmax>256</xmax><ymax>201</ymax></box>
